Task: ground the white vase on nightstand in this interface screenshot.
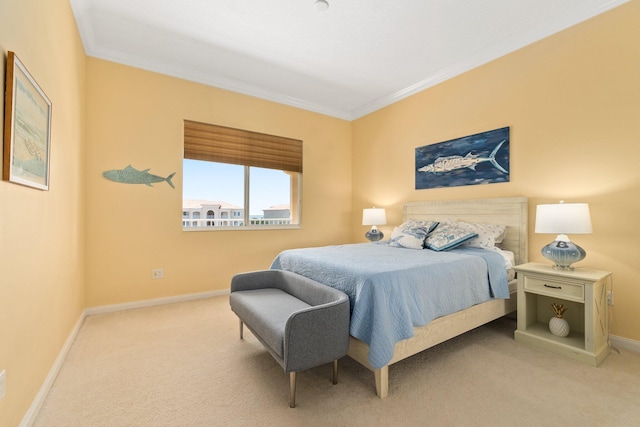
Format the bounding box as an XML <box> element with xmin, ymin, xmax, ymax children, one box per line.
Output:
<box><xmin>549</xmin><ymin>316</ymin><xmax>570</xmax><ymax>337</ymax></box>
<box><xmin>549</xmin><ymin>303</ymin><xmax>570</xmax><ymax>337</ymax></box>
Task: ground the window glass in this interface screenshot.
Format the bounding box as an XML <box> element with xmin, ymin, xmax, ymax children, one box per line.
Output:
<box><xmin>249</xmin><ymin>167</ymin><xmax>292</xmax><ymax>225</ymax></box>
<box><xmin>182</xmin><ymin>160</ymin><xmax>299</xmax><ymax>229</ymax></box>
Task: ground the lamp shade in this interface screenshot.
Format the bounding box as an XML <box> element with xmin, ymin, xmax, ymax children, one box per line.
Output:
<box><xmin>362</xmin><ymin>208</ymin><xmax>387</xmax><ymax>226</ymax></box>
<box><xmin>535</xmin><ymin>203</ymin><xmax>593</xmax><ymax>235</ymax></box>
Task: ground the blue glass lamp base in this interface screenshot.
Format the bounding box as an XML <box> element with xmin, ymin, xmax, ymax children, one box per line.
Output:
<box><xmin>365</xmin><ymin>228</ymin><xmax>384</xmax><ymax>242</ymax></box>
<box><xmin>541</xmin><ymin>240</ymin><xmax>586</xmax><ymax>270</ymax></box>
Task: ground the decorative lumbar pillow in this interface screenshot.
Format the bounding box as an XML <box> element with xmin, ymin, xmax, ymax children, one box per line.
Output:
<box><xmin>454</xmin><ymin>221</ymin><xmax>508</xmax><ymax>249</ymax></box>
<box><xmin>388</xmin><ymin>219</ymin><xmax>439</xmax><ymax>249</ymax></box>
<box><xmin>424</xmin><ymin>222</ymin><xmax>478</xmax><ymax>251</ymax></box>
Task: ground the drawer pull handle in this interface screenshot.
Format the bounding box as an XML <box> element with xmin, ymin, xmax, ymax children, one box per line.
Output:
<box><xmin>544</xmin><ymin>284</ymin><xmax>562</xmax><ymax>289</ymax></box>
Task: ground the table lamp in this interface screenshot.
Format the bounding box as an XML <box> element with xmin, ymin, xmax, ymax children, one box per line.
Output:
<box><xmin>363</xmin><ymin>208</ymin><xmax>386</xmax><ymax>242</ymax></box>
<box><xmin>535</xmin><ymin>201</ymin><xmax>593</xmax><ymax>270</ymax></box>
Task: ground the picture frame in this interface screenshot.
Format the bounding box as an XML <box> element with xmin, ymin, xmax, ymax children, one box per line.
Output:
<box><xmin>3</xmin><ymin>51</ymin><xmax>52</xmax><ymax>190</ymax></box>
<box><xmin>415</xmin><ymin>127</ymin><xmax>510</xmax><ymax>190</ymax></box>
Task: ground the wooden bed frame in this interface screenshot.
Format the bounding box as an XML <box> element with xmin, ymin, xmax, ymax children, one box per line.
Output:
<box><xmin>346</xmin><ymin>196</ymin><xmax>528</xmax><ymax>398</ymax></box>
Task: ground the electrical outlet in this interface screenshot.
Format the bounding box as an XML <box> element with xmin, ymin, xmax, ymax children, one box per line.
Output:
<box><xmin>0</xmin><ymin>369</ymin><xmax>6</xmax><ymax>400</ymax></box>
<box><xmin>607</xmin><ymin>290</ymin><xmax>614</xmax><ymax>306</ymax></box>
<box><xmin>151</xmin><ymin>269</ymin><xmax>164</xmax><ymax>279</ymax></box>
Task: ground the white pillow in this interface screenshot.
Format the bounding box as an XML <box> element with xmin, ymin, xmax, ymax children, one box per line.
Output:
<box><xmin>494</xmin><ymin>248</ymin><xmax>515</xmax><ymax>270</ymax></box>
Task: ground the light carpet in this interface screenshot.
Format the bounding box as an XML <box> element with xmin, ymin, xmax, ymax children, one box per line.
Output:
<box><xmin>33</xmin><ymin>296</ymin><xmax>640</xmax><ymax>426</ymax></box>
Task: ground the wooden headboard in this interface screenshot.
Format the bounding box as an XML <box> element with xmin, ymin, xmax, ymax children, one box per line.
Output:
<box><xmin>403</xmin><ymin>197</ymin><xmax>528</xmax><ymax>266</ymax></box>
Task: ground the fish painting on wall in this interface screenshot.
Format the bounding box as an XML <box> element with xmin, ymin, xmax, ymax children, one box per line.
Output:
<box><xmin>415</xmin><ymin>127</ymin><xmax>510</xmax><ymax>190</ymax></box>
<box><xmin>103</xmin><ymin>165</ymin><xmax>175</xmax><ymax>188</ymax></box>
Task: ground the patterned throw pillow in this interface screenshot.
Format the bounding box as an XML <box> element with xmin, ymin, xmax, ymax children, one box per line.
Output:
<box><xmin>454</xmin><ymin>221</ymin><xmax>508</xmax><ymax>249</ymax></box>
<box><xmin>424</xmin><ymin>222</ymin><xmax>478</xmax><ymax>251</ymax></box>
<box><xmin>388</xmin><ymin>220</ymin><xmax>439</xmax><ymax>249</ymax></box>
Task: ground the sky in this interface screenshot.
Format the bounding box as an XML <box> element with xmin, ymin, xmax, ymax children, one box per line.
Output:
<box><xmin>182</xmin><ymin>159</ymin><xmax>290</xmax><ymax>215</ymax></box>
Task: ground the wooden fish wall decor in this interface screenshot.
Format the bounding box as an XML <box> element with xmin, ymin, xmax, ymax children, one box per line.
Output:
<box><xmin>103</xmin><ymin>165</ymin><xmax>176</xmax><ymax>188</ymax></box>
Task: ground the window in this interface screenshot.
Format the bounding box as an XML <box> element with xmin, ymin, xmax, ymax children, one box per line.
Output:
<box><xmin>183</xmin><ymin>120</ymin><xmax>302</xmax><ymax>229</ymax></box>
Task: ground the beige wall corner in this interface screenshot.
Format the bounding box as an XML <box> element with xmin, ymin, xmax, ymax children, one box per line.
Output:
<box><xmin>0</xmin><ymin>0</ymin><xmax>86</xmax><ymax>425</ymax></box>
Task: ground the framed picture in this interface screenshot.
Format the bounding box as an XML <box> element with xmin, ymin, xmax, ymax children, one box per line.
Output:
<box><xmin>3</xmin><ymin>51</ymin><xmax>52</xmax><ymax>190</ymax></box>
<box><xmin>415</xmin><ymin>127</ymin><xmax>510</xmax><ymax>190</ymax></box>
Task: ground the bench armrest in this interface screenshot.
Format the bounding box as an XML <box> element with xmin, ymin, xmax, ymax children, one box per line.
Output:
<box><xmin>284</xmin><ymin>297</ymin><xmax>350</xmax><ymax>373</ymax></box>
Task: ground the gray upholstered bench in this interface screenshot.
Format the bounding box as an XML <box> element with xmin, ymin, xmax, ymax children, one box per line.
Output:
<box><xmin>229</xmin><ymin>269</ymin><xmax>350</xmax><ymax>407</ymax></box>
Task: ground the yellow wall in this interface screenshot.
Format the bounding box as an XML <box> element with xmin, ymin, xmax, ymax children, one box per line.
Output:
<box><xmin>352</xmin><ymin>1</ymin><xmax>640</xmax><ymax>341</ymax></box>
<box><xmin>2</xmin><ymin>0</ymin><xmax>639</xmax><ymax>424</ymax></box>
<box><xmin>0</xmin><ymin>0</ymin><xmax>86</xmax><ymax>425</ymax></box>
<box><xmin>84</xmin><ymin>59</ymin><xmax>352</xmax><ymax>307</ymax></box>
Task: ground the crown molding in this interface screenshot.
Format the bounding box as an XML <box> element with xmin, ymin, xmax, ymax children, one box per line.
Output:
<box><xmin>74</xmin><ymin>0</ymin><xmax>629</xmax><ymax>122</ymax></box>
<box><xmin>350</xmin><ymin>0</ymin><xmax>630</xmax><ymax>120</ymax></box>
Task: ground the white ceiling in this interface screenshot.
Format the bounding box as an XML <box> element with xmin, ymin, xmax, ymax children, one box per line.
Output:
<box><xmin>70</xmin><ymin>0</ymin><xmax>627</xmax><ymax>121</ymax></box>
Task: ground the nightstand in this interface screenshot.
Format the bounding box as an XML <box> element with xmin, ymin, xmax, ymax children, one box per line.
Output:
<box><xmin>514</xmin><ymin>262</ymin><xmax>611</xmax><ymax>366</ymax></box>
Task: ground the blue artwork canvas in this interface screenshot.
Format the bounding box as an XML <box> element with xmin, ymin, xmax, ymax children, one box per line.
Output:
<box><xmin>415</xmin><ymin>127</ymin><xmax>510</xmax><ymax>190</ymax></box>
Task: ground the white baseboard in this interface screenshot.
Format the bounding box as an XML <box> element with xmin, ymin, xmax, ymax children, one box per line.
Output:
<box><xmin>19</xmin><ymin>313</ymin><xmax>85</xmax><ymax>427</ymax></box>
<box><xmin>20</xmin><ymin>289</ymin><xmax>229</xmax><ymax>426</ymax></box>
<box><xmin>610</xmin><ymin>334</ymin><xmax>640</xmax><ymax>354</ymax></box>
<box><xmin>85</xmin><ymin>289</ymin><xmax>229</xmax><ymax>316</ymax></box>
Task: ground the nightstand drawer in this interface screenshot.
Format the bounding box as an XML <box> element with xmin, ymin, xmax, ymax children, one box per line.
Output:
<box><xmin>523</xmin><ymin>276</ymin><xmax>584</xmax><ymax>302</ymax></box>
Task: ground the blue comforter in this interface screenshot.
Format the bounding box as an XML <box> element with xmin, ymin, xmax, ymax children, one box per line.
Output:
<box><xmin>270</xmin><ymin>242</ymin><xmax>509</xmax><ymax>369</ymax></box>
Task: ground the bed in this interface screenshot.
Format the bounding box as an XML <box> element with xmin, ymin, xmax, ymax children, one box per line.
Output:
<box><xmin>271</xmin><ymin>197</ymin><xmax>528</xmax><ymax>398</ymax></box>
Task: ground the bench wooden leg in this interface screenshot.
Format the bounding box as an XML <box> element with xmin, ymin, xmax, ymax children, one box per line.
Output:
<box><xmin>239</xmin><ymin>319</ymin><xmax>244</xmax><ymax>339</ymax></box>
<box><xmin>333</xmin><ymin>359</ymin><xmax>338</xmax><ymax>385</ymax></box>
<box><xmin>289</xmin><ymin>372</ymin><xmax>296</xmax><ymax>408</ymax></box>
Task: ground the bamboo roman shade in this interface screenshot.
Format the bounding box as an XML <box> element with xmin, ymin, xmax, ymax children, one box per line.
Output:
<box><xmin>184</xmin><ymin>120</ymin><xmax>302</xmax><ymax>173</ymax></box>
